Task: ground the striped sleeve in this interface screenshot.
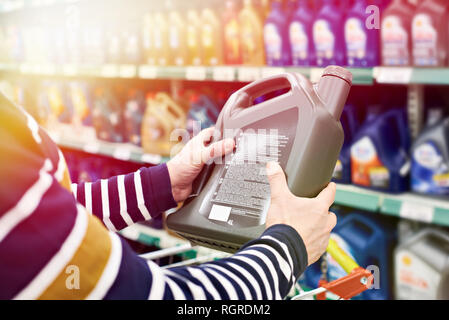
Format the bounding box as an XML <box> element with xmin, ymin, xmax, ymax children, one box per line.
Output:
<box><xmin>72</xmin><ymin>164</ymin><xmax>177</xmax><ymax>231</ymax></box>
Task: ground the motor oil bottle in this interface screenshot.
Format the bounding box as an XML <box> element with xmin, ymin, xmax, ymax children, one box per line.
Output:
<box><xmin>142</xmin><ymin>13</ymin><xmax>155</xmax><ymax>65</ymax></box>
<box><xmin>395</xmin><ymin>229</ymin><xmax>449</xmax><ymax>300</ymax></box>
<box><xmin>345</xmin><ymin>0</ymin><xmax>380</xmax><ymax>67</ymax></box>
<box><xmin>123</xmin><ymin>89</ymin><xmax>145</xmax><ymax>146</ymax></box>
<box><xmin>168</xmin><ymin>0</ymin><xmax>188</xmax><ymax>66</ymax></box>
<box><xmin>187</xmin><ymin>93</ymin><xmax>221</xmax><ymax>135</ymax></box>
<box><xmin>313</xmin><ymin>0</ymin><xmax>346</xmax><ymax>67</ymax></box>
<box><xmin>222</xmin><ymin>0</ymin><xmax>242</xmax><ymax>65</ymax></box>
<box><xmin>264</xmin><ymin>0</ymin><xmax>292</xmax><ymax>66</ymax></box>
<box><xmin>201</xmin><ymin>1</ymin><xmax>223</xmax><ymax>66</ymax></box>
<box><xmin>381</xmin><ymin>0</ymin><xmax>416</xmax><ymax>66</ymax></box>
<box><xmin>351</xmin><ymin>107</ymin><xmax>410</xmax><ymax>193</ymax></box>
<box><xmin>411</xmin><ymin>0</ymin><xmax>449</xmax><ymax>67</ymax></box>
<box><xmin>141</xmin><ymin>92</ymin><xmax>187</xmax><ymax>157</ymax></box>
<box><xmin>153</xmin><ymin>8</ymin><xmax>170</xmax><ymax>66</ymax></box>
<box><xmin>333</xmin><ymin>103</ymin><xmax>359</xmax><ymax>183</ymax></box>
<box><xmin>186</xmin><ymin>1</ymin><xmax>203</xmax><ymax>66</ymax></box>
<box><xmin>289</xmin><ymin>0</ymin><xmax>316</xmax><ymax>66</ymax></box>
<box><xmin>411</xmin><ymin>116</ymin><xmax>449</xmax><ymax>195</ymax></box>
<box><xmin>167</xmin><ymin>66</ymin><xmax>352</xmax><ymax>252</ymax></box>
<box><xmin>327</xmin><ymin>212</ymin><xmax>396</xmax><ymax>300</ymax></box>
<box><xmin>239</xmin><ymin>0</ymin><xmax>265</xmax><ymax>65</ymax></box>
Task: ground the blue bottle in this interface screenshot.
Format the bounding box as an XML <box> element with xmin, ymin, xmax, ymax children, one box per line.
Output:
<box><xmin>344</xmin><ymin>0</ymin><xmax>380</xmax><ymax>67</ymax></box>
<box><xmin>313</xmin><ymin>0</ymin><xmax>346</xmax><ymax>66</ymax></box>
<box><xmin>333</xmin><ymin>104</ymin><xmax>359</xmax><ymax>184</ymax></box>
<box><xmin>288</xmin><ymin>0</ymin><xmax>316</xmax><ymax>66</ymax></box>
<box><xmin>327</xmin><ymin>213</ymin><xmax>396</xmax><ymax>300</ymax></box>
<box><xmin>187</xmin><ymin>94</ymin><xmax>220</xmax><ymax>135</ymax></box>
<box><xmin>351</xmin><ymin>108</ymin><xmax>410</xmax><ymax>193</ymax></box>
<box><xmin>264</xmin><ymin>0</ymin><xmax>291</xmax><ymax>66</ymax></box>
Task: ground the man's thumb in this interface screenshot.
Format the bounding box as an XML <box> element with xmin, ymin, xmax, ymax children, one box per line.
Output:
<box><xmin>266</xmin><ymin>162</ymin><xmax>289</xmax><ymax>198</ymax></box>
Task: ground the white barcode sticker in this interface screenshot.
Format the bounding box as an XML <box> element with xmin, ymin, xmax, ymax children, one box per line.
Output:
<box><xmin>141</xmin><ymin>153</ymin><xmax>162</xmax><ymax>164</ymax></box>
<box><xmin>63</xmin><ymin>64</ymin><xmax>78</xmax><ymax>76</ymax></box>
<box><xmin>83</xmin><ymin>142</ymin><xmax>100</xmax><ymax>154</ymax></box>
<box><xmin>213</xmin><ymin>67</ymin><xmax>235</xmax><ymax>81</ymax></box>
<box><xmin>374</xmin><ymin>67</ymin><xmax>413</xmax><ymax>84</ymax></box>
<box><xmin>101</xmin><ymin>64</ymin><xmax>119</xmax><ymax>78</ymax></box>
<box><xmin>139</xmin><ymin>65</ymin><xmax>158</xmax><ymax>79</ymax></box>
<box><xmin>261</xmin><ymin>67</ymin><xmax>285</xmax><ymax>78</ymax></box>
<box><xmin>237</xmin><ymin>67</ymin><xmax>261</xmax><ymax>82</ymax></box>
<box><xmin>209</xmin><ymin>205</ymin><xmax>232</xmax><ymax>222</ymax></box>
<box><xmin>186</xmin><ymin>66</ymin><xmax>207</xmax><ymax>81</ymax></box>
<box><xmin>399</xmin><ymin>202</ymin><xmax>434</xmax><ymax>223</ymax></box>
<box><xmin>119</xmin><ymin>64</ymin><xmax>137</xmax><ymax>78</ymax></box>
<box><xmin>113</xmin><ymin>147</ymin><xmax>131</xmax><ymax>161</ymax></box>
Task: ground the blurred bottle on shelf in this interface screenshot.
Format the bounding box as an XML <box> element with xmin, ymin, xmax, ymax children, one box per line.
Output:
<box><xmin>201</xmin><ymin>0</ymin><xmax>223</xmax><ymax>66</ymax></box>
<box><xmin>123</xmin><ymin>89</ymin><xmax>146</xmax><ymax>146</ymax></box>
<box><xmin>142</xmin><ymin>13</ymin><xmax>155</xmax><ymax>65</ymax></box>
<box><xmin>395</xmin><ymin>229</ymin><xmax>449</xmax><ymax>300</ymax></box>
<box><xmin>239</xmin><ymin>0</ymin><xmax>265</xmax><ymax>65</ymax></box>
<box><xmin>351</xmin><ymin>106</ymin><xmax>410</xmax><ymax>193</ymax></box>
<box><xmin>186</xmin><ymin>0</ymin><xmax>203</xmax><ymax>65</ymax></box>
<box><xmin>153</xmin><ymin>7</ymin><xmax>170</xmax><ymax>66</ymax></box>
<box><xmin>186</xmin><ymin>93</ymin><xmax>220</xmax><ymax>135</ymax></box>
<box><xmin>264</xmin><ymin>0</ymin><xmax>291</xmax><ymax>66</ymax></box>
<box><xmin>68</xmin><ymin>81</ymin><xmax>92</xmax><ymax>127</ymax></box>
<box><xmin>168</xmin><ymin>0</ymin><xmax>188</xmax><ymax>66</ymax></box>
<box><xmin>122</xmin><ymin>21</ymin><xmax>142</xmax><ymax>64</ymax></box>
<box><xmin>313</xmin><ymin>0</ymin><xmax>346</xmax><ymax>67</ymax></box>
<box><xmin>92</xmin><ymin>87</ymin><xmax>124</xmax><ymax>143</ymax></box>
<box><xmin>411</xmin><ymin>0</ymin><xmax>449</xmax><ymax>67</ymax></box>
<box><xmin>222</xmin><ymin>0</ymin><xmax>242</xmax><ymax>65</ymax></box>
<box><xmin>289</xmin><ymin>0</ymin><xmax>316</xmax><ymax>66</ymax></box>
<box><xmin>345</xmin><ymin>0</ymin><xmax>380</xmax><ymax>67</ymax></box>
<box><xmin>81</xmin><ymin>25</ymin><xmax>105</xmax><ymax>65</ymax></box>
<box><xmin>106</xmin><ymin>24</ymin><xmax>122</xmax><ymax>64</ymax></box>
<box><xmin>381</xmin><ymin>0</ymin><xmax>415</xmax><ymax>66</ymax></box>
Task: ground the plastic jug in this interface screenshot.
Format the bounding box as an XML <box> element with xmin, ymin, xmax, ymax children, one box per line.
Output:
<box><xmin>187</xmin><ymin>94</ymin><xmax>220</xmax><ymax>135</ymax></box>
<box><xmin>327</xmin><ymin>213</ymin><xmax>396</xmax><ymax>300</ymax></box>
<box><xmin>381</xmin><ymin>0</ymin><xmax>416</xmax><ymax>66</ymax></box>
<box><xmin>411</xmin><ymin>117</ymin><xmax>449</xmax><ymax>195</ymax></box>
<box><xmin>186</xmin><ymin>1</ymin><xmax>203</xmax><ymax>66</ymax></box>
<box><xmin>239</xmin><ymin>0</ymin><xmax>265</xmax><ymax>65</ymax></box>
<box><xmin>141</xmin><ymin>92</ymin><xmax>187</xmax><ymax>157</ymax></box>
<box><xmin>333</xmin><ymin>104</ymin><xmax>359</xmax><ymax>184</ymax></box>
<box><xmin>351</xmin><ymin>108</ymin><xmax>410</xmax><ymax>193</ymax></box>
<box><xmin>395</xmin><ymin>229</ymin><xmax>449</xmax><ymax>300</ymax></box>
<box><xmin>344</xmin><ymin>0</ymin><xmax>380</xmax><ymax>67</ymax></box>
<box><xmin>289</xmin><ymin>0</ymin><xmax>316</xmax><ymax>66</ymax></box>
<box><xmin>313</xmin><ymin>0</ymin><xmax>346</xmax><ymax>67</ymax></box>
<box><xmin>264</xmin><ymin>0</ymin><xmax>291</xmax><ymax>66</ymax></box>
<box><xmin>168</xmin><ymin>0</ymin><xmax>188</xmax><ymax>66</ymax></box>
<box><xmin>222</xmin><ymin>0</ymin><xmax>242</xmax><ymax>65</ymax></box>
<box><xmin>201</xmin><ymin>2</ymin><xmax>223</xmax><ymax>66</ymax></box>
<box><xmin>167</xmin><ymin>66</ymin><xmax>352</xmax><ymax>252</ymax></box>
<box><xmin>411</xmin><ymin>0</ymin><xmax>449</xmax><ymax>67</ymax></box>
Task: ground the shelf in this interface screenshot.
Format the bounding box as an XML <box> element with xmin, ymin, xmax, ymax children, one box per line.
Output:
<box><xmin>335</xmin><ymin>184</ymin><xmax>449</xmax><ymax>227</ymax></box>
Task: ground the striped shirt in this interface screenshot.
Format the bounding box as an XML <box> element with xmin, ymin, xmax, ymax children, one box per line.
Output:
<box><xmin>0</xmin><ymin>93</ymin><xmax>308</xmax><ymax>300</ymax></box>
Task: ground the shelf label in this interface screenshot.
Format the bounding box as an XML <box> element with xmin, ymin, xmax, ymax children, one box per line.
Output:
<box><xmin>261</xmin><ymin>67</ymin><xmax>285</xmax><ymax>79</ymax></box>
<box><xmin>119</xmin><ymin>64</ymin><xmax>137</xmax><ymax>78</ymax></box>
<box><xmin>310</xmin><ymin>68</ymin><xmax>325</xmax><ymax>83</ymax></box>
<box><xmin>19</xmin><ymin>63</ymin><xmax>33</xmax><ymax>74</ymax></box>
<box><xmin>212</xmin><ymin>67</ymin><xmax>235</xmax><ymax>81</ymax></box>
<box><xmin>101</xmin><ymin>64</ymin><xmax>119</xmax><ymax>78</ymax></box>
<box><xmin>186</xmin><ymin>66</ymin><xmax>207</xmax><ymax>81</ymax></box>
<box><xmin>62</xmin><ymin>64</ymin><xmax>78</xmax><ymax>76</ymax></box>
<box><xmin>138</xmin><ymin>65</ymin><xmax>158</xmax><ymax>79</ymax></box>
<box><xmin>400</xmin><ymin>202</ymin><xmax>434</xmax><ymax>223</ymax></box>
<box><xmin>141</xmin><ymin>153</ymin><xmax>162</xmax><ymax>164</ymax></box>
<box><xmin>374</xmin><ymin>67</ymin><xmax>412</xmax><ymax>84</ymax></box>
<box><xmin>40</xmin><ymin>64</ymin><xmax>56</xmax><ymax>75</ymax></box>
<box><xmin>113</xmin><ymin>147</ymin><xmax>131</xmax><ymax>161</ymax></box>
<box><xmin>237</xmin><ymin>67</ymin><xmax>261</xmax><ymax>82</ymax></box>
<box><xmin>83</xmin><ymin>142</ymin><xmax>100</xmax><ymax>154</ymax></box>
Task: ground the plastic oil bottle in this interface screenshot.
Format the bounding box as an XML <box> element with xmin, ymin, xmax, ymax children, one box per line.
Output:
<box><xmin>313</xmin><ymin>0</ymin><xmax>346</xmax><ymax>67</ymax></box>
<box><xmin>411</xmin><ymin>0</ymin><xmax>449</xmax><ymax>67</ymax></box>
<box><xmin>289</xmin><ymin>0</ymin><xmax>316</xmax><ymax>66</ymax></box>
<box><xmin>381</xmin><ymin>0</ymin><xmax>416</xmax><ymax>66</ymax></box>
<box><xmin>239</xmin><ymin>0</ymin><xmax>265</xmax><ymax>65</ymax></box>
<box><xmin>142</xmin><ymin>13</ymin><xmax>155</xmax><ymax>65</ymax></box>
<box><xmin>201</xmin><ymin>1</ymin><xmax>223</xmax><ymax>66</ymax></box>
<box><xmin>222</xmin><ymin>0</ymin><xmax>242</xmax><ymax>65</ymax></box>
<box><xmin>168</xmin><ymin>0</ymin><xmax>188</xmax><ymax>66</ymax></box>
<box><xmin>264</xmin><ymin>0</ymin><xmax>292</xmax><ymax>66</ymax></box>
<box><xmin>186</xmin><ymin>1</ymin><xmax>203</xmax><ymax>66</ymax></box>
<box><xmin>345</xmin><ymin>0</ymin><xmax>380</xmax><ymax>67</ymax></box>
<box><xmin>153</xmin><ymin>8</ymin><xmax>170</xmax><ymax>66</ymax></box>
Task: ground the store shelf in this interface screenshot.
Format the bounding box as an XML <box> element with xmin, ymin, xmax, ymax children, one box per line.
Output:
<box><xmin>335</xmin><ymin>184</ymin><xmax>449</xmax><ymax>227</ymax></box>
<box><xmin>374</xmin><ymin>67</ymin><xmax>449</xmax><ymax>85</ymax></box>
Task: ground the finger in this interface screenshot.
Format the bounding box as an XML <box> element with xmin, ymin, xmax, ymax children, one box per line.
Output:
<box><xmin>266</xmin><ymin>162</ymin><xmax>290</xmax><ymax>199</ymax></box>
<box><xmin>197</xmin><ymin>127</ymin><xmax>217</xmax><ymax>145</ymax></box>
<box><xmin>327</xmin><ymin>211</ymin><xmax>337</xmax><ymax>231</ymax></box>
<box><xmin>316</xmin><ymin>182</ymin><xmax>336</xmax><ymax>208</ymax></box>
<box><xmin>203</xmin><ymin>138</ymin><xmax>235</xmax><ymax>163</ymax></box>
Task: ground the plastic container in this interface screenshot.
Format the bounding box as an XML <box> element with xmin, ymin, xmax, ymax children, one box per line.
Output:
<box><xmin>411</xmin><ymin>117</ymin><xmax>449</xmax><ymax>195</ymax></box>
<box><xmin>186</xmin><ymin>1</ymin><xmax>203</xmax><ymax>66</ymax></box>
<box><xmin>395</xmin><ymin>229</ymin><xmax>449</xmax><ymax>300</ymax></box>
<box><xmin>222</xmin><ymin>0</ymin><xmax>242</xmax><ymax>65</ymax></box>
<box><xmin>327</xmin><ymin>213</ymin><xmax>396</xmax><ymax>300</ymax></box>
<box><xmin>168</xmin><ymin>1</ymin><xmax>188</xmax><ymax>66</ymax></box>
<box><xmin>167</xmin><ymin>66</ymin><xmax>352</xmax><ymax>252</ymax></box>
<box><xmin>351</xmin><ymin>108</ymin><xmax>410</xmax><ymax>193</ymax></box>
<box><xmin>123</xmin><ymin>89</ymin><xmax>145</xmax><ymax>146</ymax></box>
<box><xmin>289</xmin><ymin>0</ymin><xmax>316</xmax><ymax>66</ymax></box>
<box><xmin>333</xmin><ymin>103</ymin><xmax>359</xmax><ymax>183</ymax></box>
<box><xmin>345</xmin><ymin>0</ymin><xmax>380</xmax><ymax>67</ymax></box>
<box><xmin>201</xmin><ymin>2</ymin><xmax>223</xmax><ymax>66</ymax></box>
<box><xmin>411</xmin><ymin>0</ymin><xmax>449</xmax><ymax>67</ymax></box>
<box><xmin>313</xmin><ymin>0</ymin><xmax>346</xmax><ymax>66</ymax></box>
<box><xmin>239</xmin><ymin>0</ymin><xmax>265</xmax><ymax>65</ymax></box>
<box><xmin>264</xmin><ymin>0</ymin><xmax>291</xmax><ymax>66</ymax></box>
<box><xmin>187</xmin><ymin>94</ymin><xmax>220</xmax><ymax>135</ymax></box>
<box><xmin>153</xmin><ymin>9</ymin><xmax>170</xmax><ymax>66</ymax></box>
<box><xmin>381</xmin><ymin>0</ymin><xmax>416</xmax><ymax>66</ymax></box>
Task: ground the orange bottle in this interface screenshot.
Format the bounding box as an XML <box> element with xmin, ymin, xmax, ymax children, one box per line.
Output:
<box><xmin>153</xmin><ymin>10</ymin><xmax>170</xmax><ymax>66</ymax></box>
<box><xmin>239</xmin><ymin>0</ymin><xmax>265</xmax><ymax>65</ymax></box>
<box><xmin>222</xmin><ymin>0</ymin><xmax>242</xmax><ymax>65</ymax></box>
<box><xmin>201</xmin><ymin>1</ymin><xmax>224</xmax><ymax>66</ymax></box>
<box><xmin>167</xmin><ymin>0</ymin><xmax>188</xmax><ymax>66</ymax></box>
<box><xmin>186</xmin><ymin>2</ymin><xmax>203</xmax><ymax>65</ymax></box>
<box><xmin>142</xmin><ymin>13</ymin><xmax>156</xmax><ymax>65</ymax></box>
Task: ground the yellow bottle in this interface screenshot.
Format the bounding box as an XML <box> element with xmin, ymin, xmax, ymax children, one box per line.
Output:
<box><xmin>142</xmin><ymin>13</ymin><xmax>156</xmax><ymax>65</ymax></box>
<box><xmin>239</xmin><ymin>0</ymin><xmax>265</xmax><ymax>65</ymax></box>
<box><xmin>186</xmin><ymin>7</ymin><xmax>203</xmax><ymax>65</ymax></box>
<box><xmin>153</xmin><ymin>11</ymin><xmax>170</xmax><ymax>66</ymax></box>
<box><xmin>201</xmin><ymin>3</ymin><xmax>223</xmax><ymax>66</ymax></box>
<box><xmin>168</xmin><ymin>1</ymin><xmax>188</xmax><ymax>66</ymax></box>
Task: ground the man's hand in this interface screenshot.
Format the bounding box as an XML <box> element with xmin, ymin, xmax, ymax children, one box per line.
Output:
<box><xmin>167</xmin><ymin>127</ymin><xmax>235</xmax><ymax>203</ymax></box>
<box><xmin>265</xmin><ymin>162</ymin><xmax>337</xmax><ymax>266</ymax></box>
